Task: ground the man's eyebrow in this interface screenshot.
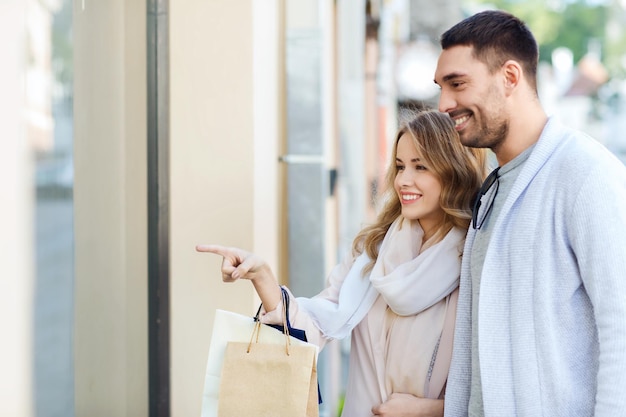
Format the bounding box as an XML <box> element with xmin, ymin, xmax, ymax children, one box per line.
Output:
<box><xmin>435</xmin><ymin>72</ymin><xmax>466</xmax><ymax>84</ymax></box>
<box><xmin>444</xmin><ymin>72</ymin><xmax>465</xmax><ymax>82</ymax></box>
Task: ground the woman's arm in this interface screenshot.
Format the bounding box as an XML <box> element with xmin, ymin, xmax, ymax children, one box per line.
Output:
<box><xmin>197</xmin><ymin>243</ymin><xmax>356</xmax><ymax>348</ymax></box>
<box><xmin>371</xmin><ymin>394</ymin><xmax>443</xmax><ymax>417</ymax></box>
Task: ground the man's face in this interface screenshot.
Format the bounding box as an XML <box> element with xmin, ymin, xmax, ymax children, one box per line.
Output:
<box><xmin>434</xmin><ymin>45</ymin><xmax>508</xmax><ymax>151</ymax></box>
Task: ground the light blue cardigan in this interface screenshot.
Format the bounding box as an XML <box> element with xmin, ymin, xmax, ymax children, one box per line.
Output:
<box><xmin>444</xmin><ymin>118</ymin><xmax>626</xmax><ymax>417</ymax></box>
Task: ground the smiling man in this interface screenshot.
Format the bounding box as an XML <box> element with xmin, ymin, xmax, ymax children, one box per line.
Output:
<box><xmin>434</xmin><ymin>9</ymin><xmax>626</xmax><ymax>417</ymax></box>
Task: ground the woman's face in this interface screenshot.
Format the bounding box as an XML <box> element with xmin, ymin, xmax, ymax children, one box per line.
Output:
<box><xmin>394</xmin><ymin>133</ymin><xmax>444</xmax><ymax>237</ymax></box>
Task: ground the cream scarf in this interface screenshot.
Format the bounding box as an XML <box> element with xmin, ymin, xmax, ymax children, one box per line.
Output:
<box><xmin>297</xmin><ymin>217</ymin><xmax>464</xmax><ymax>340</ymax></box>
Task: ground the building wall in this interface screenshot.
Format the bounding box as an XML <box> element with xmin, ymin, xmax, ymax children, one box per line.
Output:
<box><xmin>1</xmin><ymin>1</ymin><xmax>34</xmax><ymax>416</ymax></box>
<box><xmin>169</xmin><ymin>1</ymin><xmax>282</xmax><ymax>415</ymax></box>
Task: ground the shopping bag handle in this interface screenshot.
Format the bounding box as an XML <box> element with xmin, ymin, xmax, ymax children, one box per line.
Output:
<box><xmin>254</xmin><ymin>287</ymin><xmax>324</xmax><ymax>405</ymax></box>
<box><xmin>253</xmin><ymin>287</ymin><xmax>295</xmax><ymax>329</ymax></box>
<box><xmin>249</xmin><ymin>288</ymin><xmax>291</xmax><ymax>355</ymax></box>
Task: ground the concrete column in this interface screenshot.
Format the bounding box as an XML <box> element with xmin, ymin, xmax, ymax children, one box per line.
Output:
<box><xmin>0</xmin><ymin>1</ymin><xmax>34</xmax><ymax>416</ymax></box>
<box><xmin>73</xmin><ymin>1</ymin><xmax>149</xmax><ymax>415</ymax></box>
<box><xmin>170</xmin><ymin>1</ymin><xmax>283</xmax><ymax>415</ymax></box>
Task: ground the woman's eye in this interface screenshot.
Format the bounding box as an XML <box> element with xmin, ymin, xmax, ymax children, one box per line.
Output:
<box><xmin>396</xmin><ymin>165</ymin><xmax>405</xmax><ymax>171</ymax></box>
<box><xmin>416</xmin><ymin>164</ymin><xmax>427</xmax><ymax>171</ymax></box>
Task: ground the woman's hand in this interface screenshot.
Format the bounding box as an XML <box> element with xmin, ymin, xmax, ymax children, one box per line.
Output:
<box><xmin>196</xmin><ymin>244</ymin><xmax>281</xmax><ymax>311</ymax></box>
<box><xmin>195</xmin><ymin>244</ymin><xmax>270</xmax><ymax>282</ymax></box>
<box><xmin>371</xmin><ymin>393</ymin><xmax>443</xmax><ymax>417</ymax></box>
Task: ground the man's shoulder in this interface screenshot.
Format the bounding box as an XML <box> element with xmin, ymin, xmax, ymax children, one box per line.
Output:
<box><xmin>541</xmin><ymin>119</ymin><xmax>624</xmax><ymax>172</ymax></box>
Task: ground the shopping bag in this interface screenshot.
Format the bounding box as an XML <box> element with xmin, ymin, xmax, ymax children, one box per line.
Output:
<box><xmin>200</xmin><ymin>294</ymin><xmax>319</xmax><ymax>417</ymax></box>
<box><xmin>218</xmin><ymin>319</ymin><xmax>319</xmax><ymax>416</ymax></box>
<box><xmin>254</xmin><ymin>287</ymin><xmax>322</xmax><ymax>404</ymax></box>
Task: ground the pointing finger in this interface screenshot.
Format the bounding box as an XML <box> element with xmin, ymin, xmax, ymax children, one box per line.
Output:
<box><xmin>196</xmin><ymin>244</ymin><xmax>229</xmax><ymax>256</ymax></box>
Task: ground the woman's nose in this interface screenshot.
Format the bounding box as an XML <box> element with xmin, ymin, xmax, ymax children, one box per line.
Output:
<box><xmin>398</xmin><ymin>169</ymin><xmax>412</xmax><ymax>184</ymax></box>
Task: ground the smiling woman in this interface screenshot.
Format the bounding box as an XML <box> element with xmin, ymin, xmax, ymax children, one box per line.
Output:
<box><xmin>196</xmin><ymin>109</ymin><xmax>487</xmax><ymax>417</ymax></box>
<box><xmin>370</xmin><ymin>109</ymin><xmax>487</xmax><ymax>253</ymax></box>
<box><xmin>394</xmin><ymin>133</ymin><xmax>444</xmax><ymax>241</ymax></box>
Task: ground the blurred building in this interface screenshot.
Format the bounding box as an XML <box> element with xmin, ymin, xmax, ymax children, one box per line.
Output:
<box><xmin>26</xmin><ymin>0</ymin><xmax>59</xmax><ymax>153</ymax></box>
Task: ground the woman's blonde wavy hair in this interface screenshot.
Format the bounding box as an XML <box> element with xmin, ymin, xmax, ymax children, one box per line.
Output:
<box><xmin>352</xmin><ymin>109</ymin><xmax>487</xmax><ymax>274</ymax></box>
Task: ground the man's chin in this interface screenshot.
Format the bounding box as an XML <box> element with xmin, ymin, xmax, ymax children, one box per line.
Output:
<box><xmin>458</xmin><ymin>132</ymin><xmax>477</xmax><ymax>147</ymax></box>
<box><xmin>460</xmin><ymin>137</ymin><xmax>487</xmax><ymax>149</ymax></box>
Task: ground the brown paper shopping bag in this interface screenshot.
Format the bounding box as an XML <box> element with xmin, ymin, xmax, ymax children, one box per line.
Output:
<box><xmin>200</xmin><ymin>307</ymin><xmax>319</xmax><ymax>417</ymax></box>
<box><xmin>218</xmin><ymin>321</ymin><xmax>319</xmax><ymax>417</ymax></box>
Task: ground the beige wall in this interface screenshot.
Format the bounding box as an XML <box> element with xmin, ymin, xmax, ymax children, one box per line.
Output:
<box><xmin>0</xmin><ymin>1</ymin><xmax>34</xmax><ymax>415</ymax></box>
<box><xmin>73</xmin><ymin>0</ymin><xmax>148</xmax><ymax>415</ymax></box>
<box><xmin>170</xmin><ymin>1</ymin><xmax>283</xmax><ymax>416</ymax></box>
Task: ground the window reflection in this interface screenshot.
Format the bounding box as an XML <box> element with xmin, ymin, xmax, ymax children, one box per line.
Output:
<box><xmin>29</xmin><ymin>0</ymin><xmax>74</xmax><ymax>415</ymax></box>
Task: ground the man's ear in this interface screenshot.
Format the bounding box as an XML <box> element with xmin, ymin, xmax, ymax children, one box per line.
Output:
<box><xmin>502</xmin><ymin>60</ymin><xmax>522</xmax><ymax>95</ymax></box>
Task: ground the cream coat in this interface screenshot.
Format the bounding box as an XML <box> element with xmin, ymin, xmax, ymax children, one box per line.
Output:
<box><xmin>262</xmin><ymin>226</ymin><xmax>462</xmax><ymax>417</ymax></box>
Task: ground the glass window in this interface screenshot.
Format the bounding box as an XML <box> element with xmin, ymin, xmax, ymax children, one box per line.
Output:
<box><xmin>29</xmin><ymin>0</ymin><xmax>75</xmax><ymax>415</ymax></box>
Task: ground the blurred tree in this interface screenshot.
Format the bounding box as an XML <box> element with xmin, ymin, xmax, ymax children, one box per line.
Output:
<box><xmin>466</xmin><ymin>0</ymin><xmax>625</xmax><ymax>77</ymax></box>
<box><xmin>52</xmin><ymin>0</ymin><xmax>73</xmax><ymax>99</ymax></box>
<box><xmin>604</xmin><ymin>1</ymin><xmax>626</xmax><ymax>77</ymax></box>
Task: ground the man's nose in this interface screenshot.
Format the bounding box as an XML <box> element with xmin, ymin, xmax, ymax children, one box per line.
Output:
<box><xmin>438</xmin><ymin>89</ymin><xmax>456</xmax><ymax>113</ymax></box>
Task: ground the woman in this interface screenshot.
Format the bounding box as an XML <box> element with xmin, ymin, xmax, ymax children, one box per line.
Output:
<box><xmin>197</xmin><ymin>109</ymin><xmax>486</xmax><ymax>416</ymax></box>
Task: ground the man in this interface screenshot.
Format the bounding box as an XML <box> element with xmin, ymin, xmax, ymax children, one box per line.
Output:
<box><xmin>434</xmin><ymin>9</ymin><xmax>626</xmax><ymax>417</ymax></box>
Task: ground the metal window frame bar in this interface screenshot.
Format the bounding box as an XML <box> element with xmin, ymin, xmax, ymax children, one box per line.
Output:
<box><xmin>147</xmin><ymin>0</ymin><xmax>170</xmax><ymax>416</ymax></box>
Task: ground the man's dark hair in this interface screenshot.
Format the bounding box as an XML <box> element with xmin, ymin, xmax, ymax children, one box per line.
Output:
<box><xmin>440</xmin><ymin>10</ymin><xmax>539</xmax><ymax>91</ymax></box>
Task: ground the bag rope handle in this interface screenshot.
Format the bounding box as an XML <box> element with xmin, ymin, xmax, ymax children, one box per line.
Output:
<box><xmin>248</xmin><ymin>286</ymin><xmax>291</xmax><ymax>355</ymax></box>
